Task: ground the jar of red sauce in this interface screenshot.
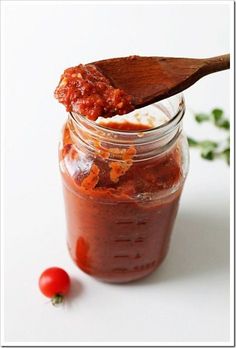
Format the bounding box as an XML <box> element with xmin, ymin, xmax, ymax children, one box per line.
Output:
<box><xmin>59</xmin><ymin>94</ymin><xmax>189</xmax><ymax>283</ymax></box>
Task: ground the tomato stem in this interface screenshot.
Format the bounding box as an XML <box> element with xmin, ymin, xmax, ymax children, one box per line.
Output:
<box><xmin>51</xmin><ymin>294</ymin><xmax>64</xmax><ymax>306</ymax></box>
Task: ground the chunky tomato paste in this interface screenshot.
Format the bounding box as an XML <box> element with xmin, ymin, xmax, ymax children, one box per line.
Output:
<box><xmin>60</xmin><ymin>123</ymin><xmax>183</xmax><ymax>283</ymax></box>
<box><xmin>54</xmin><ymin>64</ymin><xmax>134</xmax><ymax>120</ymax></box>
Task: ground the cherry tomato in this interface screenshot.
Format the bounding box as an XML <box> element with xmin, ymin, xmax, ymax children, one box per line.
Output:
<box><xmin>39</xmin><ymin>267</ymin><xmax>71</xmax><ymax>305</ymax></box>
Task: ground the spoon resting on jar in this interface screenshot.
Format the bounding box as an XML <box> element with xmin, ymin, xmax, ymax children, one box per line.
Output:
<box><xmin>54</xmin><ymin>56</ymin><xmax>229</xmax><ymax>283</ymax></box>
<box><xmin>54</xmin><ymin>54</ymin><xmax>230</xmax><ymax>121</ymax></box>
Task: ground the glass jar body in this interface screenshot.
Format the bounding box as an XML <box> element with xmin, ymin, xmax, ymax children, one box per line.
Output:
<box><xmin>59</xmin><ymin>97</ymin><xmax>189</xmax><ymax>283</ymax></box>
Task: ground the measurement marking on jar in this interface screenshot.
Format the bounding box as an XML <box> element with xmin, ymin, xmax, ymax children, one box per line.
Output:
<box><xmin>134</xmin><ymin>238</ymin><xmax>144</xmax><ymax>243</ymax></box>
<box><xmin>134</xmin><ymin>261</ymin><xmax>156</xmax><ymax>271</ymax></box>
<box><xmin>112</xmin><ymin>268</ymin><xmax>128</xmax><ymax>272</ymax></box>
<box><xmin>114</xmin><ymin>255</ymin><xmax>129</xmax><ymax>258</ymax></box>
<box><xmin>115</xmin><ymin>221</ymin><xmax>134</xmax><ymax>225</ymax></box>
<box><xmin>114</xmin><ymin>239</ymin><xmax>132</xmax><ymax>243</ymax></box>
<box><xmin>137</xmin><ymin>221</ymin><xmax>147</xmax><ymax>225</ymax></box>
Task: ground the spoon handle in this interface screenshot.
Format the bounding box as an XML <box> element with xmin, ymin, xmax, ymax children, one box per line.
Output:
<box><xmin>201</xmin><ymin>54</ymin><xmax>230</xmax><ymax>75</ymax></box>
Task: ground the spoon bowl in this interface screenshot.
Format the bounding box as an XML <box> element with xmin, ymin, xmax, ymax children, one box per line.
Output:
<box><xmin>92</xmin><ymin>54</ymin><xmax>230</xmax><ymax>109</ymax></box>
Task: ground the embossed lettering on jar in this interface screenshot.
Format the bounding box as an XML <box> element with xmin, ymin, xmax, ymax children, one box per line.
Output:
<box><xmin>59</xmin><ymin>94</ymin><xmax>189</xmax><ymax>283</ymax></box>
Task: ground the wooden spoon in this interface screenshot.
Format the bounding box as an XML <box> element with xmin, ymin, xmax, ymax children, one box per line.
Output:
<box><xmin>93</xmin><ymin>54</ymin><xmax>230</xmax><ymax>108</ymax></box>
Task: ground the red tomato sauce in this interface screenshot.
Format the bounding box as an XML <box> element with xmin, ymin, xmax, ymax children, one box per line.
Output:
<box><xmin>98</xmin><ymin>120</ymin><xmax>151</xmax><ymax>131</ymax></box>
<box><xmin>54</xmin><ymin>64</ymin><xmax>134</xmax><ymax>120</ymax></box>
<box><xmin>60</xmin><ymin>124</ymin><xmax>183</xmax><ymax>283</ymax></box>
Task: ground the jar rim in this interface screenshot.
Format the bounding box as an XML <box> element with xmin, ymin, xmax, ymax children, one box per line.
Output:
<box><xmin>69</xmin><ymin>93</ymin><xmax>185</xmax><ymax>138</ymax></box>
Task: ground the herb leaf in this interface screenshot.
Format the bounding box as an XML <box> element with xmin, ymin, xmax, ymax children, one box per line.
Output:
<box><xmin>193</xmin><ymin>108</ymin><xmax>230</xmax><ymax>130</ymax></box>
<box><xmin>188</xmin><ymin>108</ymin><xmax>230</xmax><ymax>165</ymax></box>
<box><xmin>187</xmin><ymin>137</ymin><xmax>199</xmax><ymax>146</ymax></box>
<box><xmin>195</xmin><ymin>113</ymin><xmax>210</xmax><ymax>123</ymax></box>
<box><xmin>221</xmin><ymin>148</ymin><xmax>230</xmax><ymax>165</ymax></box>
<box><xmin>201</xmin><ymin>148</ymin><xmax>215</xmax><ymax>160</ymax></box>
<box><xmin>211</xmin><ymin>108</ymin><xmax>223</xmax><ymax>121</ymax></box>
<box><xmin>210</xmin><ymin>108</ymin><xmax>230</xmax><ymax>130</ymax></box>
<box><xmin>216</xmin><ymin>118</ymin><xmax>230</xmax><ymax>130</ymax></box>
<box><xmin>199</xmin><ymin>140</ymin><xmax>218</xmax><ymax>161</ymax></box>
<box><xmin>199</xmin><ymin>140</ymin><xmax>218</xmax><ymax>148</ymax></box>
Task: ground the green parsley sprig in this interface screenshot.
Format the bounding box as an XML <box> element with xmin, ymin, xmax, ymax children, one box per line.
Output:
<box><xmin>187</xmin><ymin>108</ymin><xmax>230</xmax><ymax>165</ymax></box>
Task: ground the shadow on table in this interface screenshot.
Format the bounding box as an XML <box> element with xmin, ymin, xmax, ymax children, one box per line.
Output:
<box><xmin>132</xmin><ymin>209</ymin><xmax>230</xmax><ymax>285</ymax></box>
<box><xmin>66</xmin><ymin>277</ymin><xmax>84</xmax><ymax>307</ymax></box>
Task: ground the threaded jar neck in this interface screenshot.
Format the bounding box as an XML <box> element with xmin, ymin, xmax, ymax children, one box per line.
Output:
<box><xmin>67</xmin><ymin>94</ymin><xmax>185</xmax><ymax>161</ymax></box>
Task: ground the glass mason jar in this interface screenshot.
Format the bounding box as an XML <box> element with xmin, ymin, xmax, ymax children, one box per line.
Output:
<box><xmin>59</xmin><ymin>94</ymin><xmax>189</xmax><ymax>283</ymax></box>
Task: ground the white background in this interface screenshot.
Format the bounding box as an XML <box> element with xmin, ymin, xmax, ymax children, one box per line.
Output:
<box><xmin>2</xmin><ymin>1</ymin><xmax>232</xmax><ymax>345</ymax></box>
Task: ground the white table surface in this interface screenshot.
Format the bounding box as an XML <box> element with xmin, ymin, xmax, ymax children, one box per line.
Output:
<box><xmin>2</xmin><ymin>1</ymin><xmax>232</xmax><ymax>345</ymax></box>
